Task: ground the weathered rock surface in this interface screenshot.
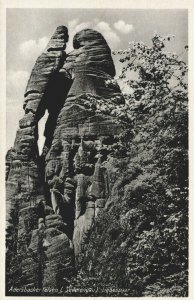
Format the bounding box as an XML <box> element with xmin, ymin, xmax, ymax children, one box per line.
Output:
<box><xmin>6</xmin><ymin>27</ymin><xmax>124</xmax><ymax>294</ymax></box>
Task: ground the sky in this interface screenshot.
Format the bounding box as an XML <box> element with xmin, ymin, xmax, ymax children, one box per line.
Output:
<box><xmin>6</xmin><ymin>9</ymin><xmax>188</xmax><ymax>152</ymax></box>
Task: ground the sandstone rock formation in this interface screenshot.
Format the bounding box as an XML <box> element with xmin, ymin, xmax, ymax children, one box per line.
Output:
<box><xmin>6</xmin><ymin>26</ymin><xmax>124</xmax><ymax>295</ymax></box>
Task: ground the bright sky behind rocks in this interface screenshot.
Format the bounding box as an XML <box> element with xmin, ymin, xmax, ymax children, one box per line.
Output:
<box><xmin>6</xmin><ymin>9</ymin><xmax>188</xmax><ymax>152</ymax></box>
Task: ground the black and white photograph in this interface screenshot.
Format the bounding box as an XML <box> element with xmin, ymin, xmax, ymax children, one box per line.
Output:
<box><xmin>1</xmin><ymin>0</ymin><xmax>193</xmax><ymax>298</ymax></box>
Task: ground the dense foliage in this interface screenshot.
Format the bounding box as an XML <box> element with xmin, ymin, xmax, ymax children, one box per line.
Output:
<box><xmin>65</xmin><ymin>34</ymin><xmax>188</xmax><ymax>296</ymax></box>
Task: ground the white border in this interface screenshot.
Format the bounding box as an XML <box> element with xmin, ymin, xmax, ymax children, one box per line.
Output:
<box><xmin>1</xmin><ymin>1</ymin><xmax>194</xmax><ymax>300</ymax></box>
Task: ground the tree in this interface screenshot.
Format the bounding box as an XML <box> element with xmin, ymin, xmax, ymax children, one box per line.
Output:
<box><xmin>112</xmin><ymin>33</ymin><xmax>188</xmax><ymax>296</ymax></box>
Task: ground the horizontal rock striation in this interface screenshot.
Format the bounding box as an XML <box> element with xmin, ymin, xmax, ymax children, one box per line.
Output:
<box><xmin>6</xmin><ymin>26</ymin><xmax>75</xmax><ymax>294</ymax></box>
<box><xmin>6</xmin><ymin>27</ymin><xmax>125</xmax><ymax>294</ymax></box>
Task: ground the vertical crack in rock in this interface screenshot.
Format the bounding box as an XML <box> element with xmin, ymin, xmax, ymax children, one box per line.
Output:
<box><xmin>6</xmin><ymin>27</ymin><xmax>125</xmax><ymax>295</ymax></box>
